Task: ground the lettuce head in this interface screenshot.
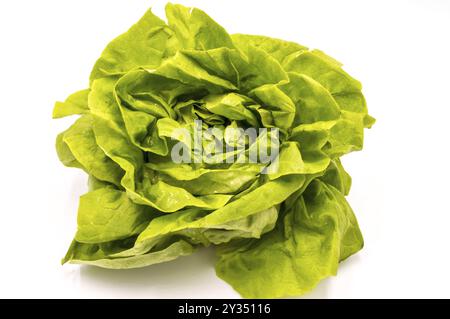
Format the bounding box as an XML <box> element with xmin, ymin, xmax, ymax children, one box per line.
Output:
<box><xmin>54</xmin><ymin>3</ymin><xmax>375</xmax><ymax>298</ymax></box>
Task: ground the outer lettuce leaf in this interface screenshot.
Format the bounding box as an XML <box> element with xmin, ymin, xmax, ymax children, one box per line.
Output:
<box><xmin>165</xmin><ymin>3</ymin><xmax>235</xmax><ymax>50</ymax></box>
<box><xmin>56</xmin><ymin>114</ymin><xmax>123</xmax><ymax>186</ymax></box>
<box><xmin>63</xmin><ymin>239</ymin><xmax>195</xmax><ymax>269</ymax></box>
<box><xmin>53</xmin><ymin>89</ymin><xmax>90</xmax><ymax>118</ymax></box>
<box><xmin>215</xmin><ymin>180</ymin><xmax>364</xmax><ymax>298</ymax></box>
<box><xmin>75</xmin><ymin>188</ymin><xmax>156</xmax><ymax>243</ymax></box>
<box><xmin>320</xmin><ymin>159</ymin><xmax>352</xmax><ymax>195</ymax></box>
<box><xmin>231</xmin><ymin>34</ymin><xmax>307</xmax><ymax>65</ymax></box>
<box><xmin>90</xmin><ymin>9</ymin><xmax>175</xmax><ymax>81</ymax></box>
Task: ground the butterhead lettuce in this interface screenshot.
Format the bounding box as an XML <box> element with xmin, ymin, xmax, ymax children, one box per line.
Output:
<box><xmin>54</xmin><ymin>3</ymin><xmax>374</xmax><ymax>298</ymax></box>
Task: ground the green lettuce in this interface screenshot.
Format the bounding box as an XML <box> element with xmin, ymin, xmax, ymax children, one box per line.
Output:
<box><xmin>54</xmin><ymin>3</ymin><xmax>374</xmax><ymax>298</ymax></box>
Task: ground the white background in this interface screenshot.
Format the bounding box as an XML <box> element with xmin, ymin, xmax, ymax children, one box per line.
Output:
<box><xmin>0</xmin><ymin>0</ymin><xmax>449</xmax><ymax>298</ymax></box>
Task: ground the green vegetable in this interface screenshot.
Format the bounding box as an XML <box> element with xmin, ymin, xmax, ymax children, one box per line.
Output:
<box><xmin>55</xmin><ymin>3</ymin><xmax>374</xmax><ymax>298</ymax></box>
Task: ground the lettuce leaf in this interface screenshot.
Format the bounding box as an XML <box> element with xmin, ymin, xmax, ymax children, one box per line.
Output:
<box><xmin>215</xmin><ymin>179</ymin><xmax>363</xmax><ymax>298</ymax></box>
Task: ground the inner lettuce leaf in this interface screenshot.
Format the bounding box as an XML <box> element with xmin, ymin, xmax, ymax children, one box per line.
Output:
<box><xmin>54</xmin><ymin>3</ymin><xmax>374</xmax><ymax>298</ymax></box>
